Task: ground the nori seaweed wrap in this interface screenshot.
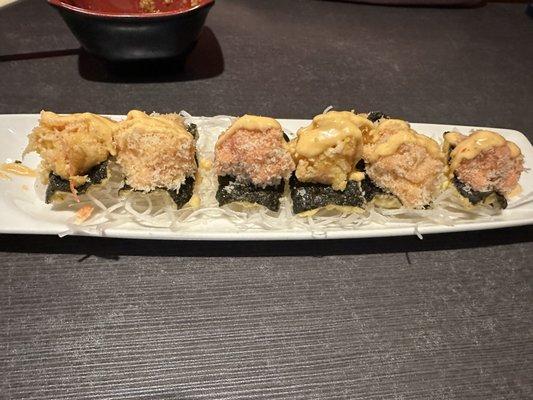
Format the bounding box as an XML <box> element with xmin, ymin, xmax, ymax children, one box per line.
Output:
<box><xmin>451</xmin><ymin>175</ymin><xmax>507</xmax><ymax>209</ymax></box>
<box><xmin>119</xmin><ymin>176</ymin><xmax>195</xmax><ymax>209</ymax></box>
<box><xmin>290</xmin><ymin>174</ymin><xmax>365</xmax><ymax>214</ymax></box>
<box><xmin>186</xmin><ymin>123</ymin><xmax>198</xmax><ymax>139</ymax></box>
<box><xmin>366</xmin><ymin>111</ymin><xmax>389</xmax><ymax>123</ymax></box>
<box><xmin>216</xmin><ymin>175</ymin><xmax>285</xmax><ymax>212</ymax></box>
<box><xmin>45</xmin><ymin>160</ymin><xmax>110</xmax><ymax>204</ymax></box>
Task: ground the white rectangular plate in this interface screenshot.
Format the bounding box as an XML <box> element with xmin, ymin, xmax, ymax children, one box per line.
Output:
<box><xmin>0</xmin><ymin>114</ymin><xmax>532</xmax><ymax>240</ymax></box>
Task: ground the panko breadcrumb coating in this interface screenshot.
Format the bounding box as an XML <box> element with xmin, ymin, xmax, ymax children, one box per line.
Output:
<box><xmin>24</xmin><ymin>111</ymin><xmax>116</xmax><ymax>186</ymax></box>
<box><xmin>214</xmin><ymin>115</ymin><xmax>295</xmax><ymax>188</ymax></box>
<box><xmin>363</xmin><ymin>119</ymin><xmax>445</xmax><ymax>208</ymax></box>
<box><xmin>114</xmin><ymin>110</ymin><xmax>196</xmax><ymax>192</ymax></box>
<box><xmin>289</xmin><ymin>111</ymin><xmax>373</xmax><ymax>191</ymax></box>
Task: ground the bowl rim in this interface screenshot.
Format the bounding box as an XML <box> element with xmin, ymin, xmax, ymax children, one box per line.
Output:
<box><xmin>47</xmin><ymin>0</ymin><xmax>215</xmax><ymax>18</ymax></box>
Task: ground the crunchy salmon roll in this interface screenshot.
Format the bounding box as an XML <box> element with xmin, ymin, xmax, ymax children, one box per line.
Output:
<box><xmin>362</xmin><ymin>119</ymin><xmax>446</xmax><ymax>209</ymax></box>
<box><xmin>114</xmin><ymin>110</ymin><xmax>197</xmax><ymax>209</ymax></box>
<box><xmin>443</xmin><ymin>130</ymin><xmax>524</xmax><ymax>209</ymax></box>
<box><xmin>288</xmin><ymin>111</ymin><xmax>376</xmax><ymax>214</ymax></box>
<box><xmin>24</xmin><ymin>111</ymin><xmax>116</xmax><ymax>203</ymax></box>
<box><xmin>214</xmin><ymin>115</ymin><xmax>295</xmax><ymax>211</ymax></box>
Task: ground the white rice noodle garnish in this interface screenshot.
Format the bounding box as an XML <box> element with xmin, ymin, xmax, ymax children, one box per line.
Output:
<box><xmin>322</xmin><ymin>105</ymin><xmax>334</xmax><ymax>114</ymax></box>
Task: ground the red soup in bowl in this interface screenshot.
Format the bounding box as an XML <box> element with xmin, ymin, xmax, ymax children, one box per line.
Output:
<box><xmin>48</xmin><ymin>0</ymin><xmax>215</xmax><ymax>61</ymax></box>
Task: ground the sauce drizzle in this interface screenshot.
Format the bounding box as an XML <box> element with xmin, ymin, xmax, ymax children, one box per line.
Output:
<box><xmin>0</xmin><ymin>162</ymin><xmax>37</xmax><ymax>177</ymax></box>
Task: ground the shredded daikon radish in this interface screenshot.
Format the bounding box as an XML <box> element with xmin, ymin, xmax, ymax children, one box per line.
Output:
<box><xmin>414</xmin><ymin>225</ymin><xmax>423</xmax><ymax>240</ymax></box>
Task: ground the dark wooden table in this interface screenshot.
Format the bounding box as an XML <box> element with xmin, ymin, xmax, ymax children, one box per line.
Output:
<box><xmin>1</xmin><ymin>0</ymin><xmax>532</xmax><ymax>398</ymax></box>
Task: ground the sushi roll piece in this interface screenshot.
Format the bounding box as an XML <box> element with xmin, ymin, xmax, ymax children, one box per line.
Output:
<box><xmin>214</xmin><ymin>115</ymin><xmax>295</xmax><ymax>211</ymax></box>
<box><xmin>362</xmin><ymin>119</ymin><xmax>446</xmax><ymax>209</ymax></box>
<box><xmin>114</xmin><ymin>110</ymin><xmax>197</xmax><ymax>209</ymax></box>
<box><xmin>443</xmin><ymin>130</ymin><xmax>524</xmax><ymax>209</ymax></box>
<box><xmin>23</xmin><ymin>111</ymin><xmax>117</xmax><ymax>203</ymax></box>
<box><xmin>288</xmin><ymin>111</ymin><xmax>375</xmax><ymax>214</ymax></box>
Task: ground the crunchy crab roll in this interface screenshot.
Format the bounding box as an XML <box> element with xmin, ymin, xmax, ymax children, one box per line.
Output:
<box><xmin>214</xmin><ymin>115</ymin><xmax>295</xmax><ymax>211</ymax></box>
<box><xmin>288</xmin><ymin>111</ymin><xmax>375</xmax><ymax>214</ymax></box>
<box><xmin>24</xmin><ymin>111</ymin><xmax>116</xmax><ymax>203</ymax></box>
<box><xmin>443</xmin><ymin>130</ymin><xmax>523</xmax><ymax>209</ymax></box>
<box><xmin>114</xmin><ymin>110</ymin><xmax>197</xmax><ymax>209</ymax></box>
<box><xmin>362</xmin><ymin>119</ymin><xmax>446</xmax><ymax>209</ymax></box>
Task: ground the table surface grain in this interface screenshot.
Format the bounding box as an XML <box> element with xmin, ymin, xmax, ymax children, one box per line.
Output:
<box><xmin>1</xmin><ymin>0</ymin><xmax>532</xmax><ymax>399</ymax></box>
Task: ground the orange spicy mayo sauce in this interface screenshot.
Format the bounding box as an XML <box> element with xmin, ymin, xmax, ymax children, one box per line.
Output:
<box><xmin>0</xmin><ymin>162</ymin><xmax>37</xmax><ymax>178</ymax></box>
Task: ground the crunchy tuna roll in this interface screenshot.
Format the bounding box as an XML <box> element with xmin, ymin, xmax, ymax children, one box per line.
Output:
<box><xmin>443</xmin><ymin>130</ymin><xmax>523</xmax><ymax>209</ymax></box>
<box><xmin>362</xmin><ymin>119</ymin><xmax>446</xmax><ymax>209</ymax></box>
<box><xmin>114</xmin><ymin>110</ymin><xmax>197</xmax><ymax>209</ymax></box>
<box><xmin>24</xmin><ymin>111</ymin><xmax>116</xmax><ymax>203</ymax></box>
<box><xmin>288</xmin><ymin>111</ymin><xmax>375</xmax><ymax>214</ymax></box>
<box><xmin>214</xmin><ymin>115</ymin><xmax>295</xmax><ymax>211</ymax></box>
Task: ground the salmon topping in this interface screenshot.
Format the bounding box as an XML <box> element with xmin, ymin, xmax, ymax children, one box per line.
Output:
<box><xmin>215</xmin><ymin>121</ymin><xmax>294</xmax><ymax>187</ymax></box>
<box><xmin>455</xmin><ymin>144</ymin><xmax>523</xmax><ymax>194</ymax></box>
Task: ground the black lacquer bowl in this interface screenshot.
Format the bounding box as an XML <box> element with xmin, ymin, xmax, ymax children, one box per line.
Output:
<box><xmin>48</xmin><ymin>0</ymin><xmax>215</xmax><ymax>61</ymax></box>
